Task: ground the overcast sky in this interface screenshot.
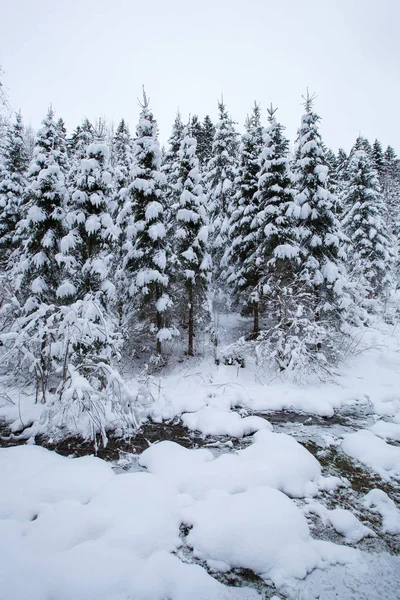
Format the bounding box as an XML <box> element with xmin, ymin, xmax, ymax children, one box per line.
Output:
<box><xmin>1</xmin><ymin>0</ymin><xmax>399</xmax><ymax>152</ymax></box>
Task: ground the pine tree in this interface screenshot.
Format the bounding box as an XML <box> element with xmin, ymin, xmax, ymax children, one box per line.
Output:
<box><xmin>291</xmin><ymin>94</ymin><xmax>348</xmax><ymax>358</ymax></box>
<box><xmin>190</xmin><ymin>115</ymin><xmax>202</xmax><ymax>153</ymax></box>
<box><xmin>120</xmin><ymin>91</ymin><xmax>171</xmax><ymax>355</ymax></box>
<box><xmin>0</xmin><ymin>111</ymin><xmax>29</xmax><ymax>268</ymax></box>
<box><xmin>342</xmin><ymin>148</ymin><xmax>394</xmax><ymax>304</ymax></box>
<box><xmin>112</xmin><ymin>118</ymin><xmax>133</xmax><ymax>199</ymax></box>
<box><xmin>382</xmin><ymin>145</ymin><xmax>400</xmax><ymax>235</ymax></box>
<box><xmin>68</xmin><ymin>118</ymin><xmax>95</xmax><ymax>159</ymax></box>
<box><xmin>16</xmin><ymin>107</ymin><xmax>70</xmax><ymax>309</ymax></box>
<box><xmin>198</xmin><ymin>115</ymin><xmax>215</xmax><ymax>166</ymax></box>
<box><xmin>172</xmin><ymin>128</ymin><xmax>211</xmax><ymax>355</ymax></box>
<box><xmin>9</xmin><ymin>108</ymin><xmax>71</xmax><ymax>401</ymax></box>
<box><xmin>68</xmin><ymin>142</ymin><xmax>118</xmax><ymax>300</ymax></box>
<box><xmin>205</xmin><ymin>99</ymin><xmax>238</xmax><ymax>283</ymax></box>
<box><xmin>372</xmin><ymin>139</ymin><xmax>385</xmax><ymax>179</ymax></box>
<box><xmin>225</xmin><ymin>103</ymin><xmax>264</xmax><ymax>335</ymax></box>
<box><xmin>56</xmin><ymin>118</ymin><xmax>69</xmax><ymax>174</ymax></box>
<box><xmin>162</xmin><ymin>111</ymin><xmax>184</xmax><ymax>214</ymax></box>
<box><xmin>255</xmin><ymin>106</ymin><xmax>300</xmax><ymax>366</ymax></box>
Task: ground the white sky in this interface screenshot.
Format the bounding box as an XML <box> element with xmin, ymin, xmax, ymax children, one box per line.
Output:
<box><xmin>1</xmin><ymin>0</ymin><xmax>399</xmax><ymax>153</ymax></box>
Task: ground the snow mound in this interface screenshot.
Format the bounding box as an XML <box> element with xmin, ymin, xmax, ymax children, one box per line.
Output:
<box><xmin>304</xmin><ymin>502</ymin><xmax>374</xmax><ymax>543</ymax></box>
<box><xmin>369</xmin><ymin>420</ymin><xmax>400</xmax><ymax>442</ymax></box>
<box><xmin>184</xmin><ymin>487</ymin><xmax>356</xmax><ymax>586</ymax></box>
<box><xmin>363</xmin><ymin>489</ymin><xmax>400</xmax><ymax>534</ymax></box>
<box><xmin>341</xmin><ymin>430</ymin><xmax>400</xmax><ymax>479</ymax></box>
<box><xmin>0</xmin><ymin>445</ymin><xmax>259</xmax><ymax>600</ymax></box>
<box><xmin>181</xmin><ymin>406</ymin><xmax>272</xmax><ymax>437</ymax></box>
<box><xmin>140</xmin><ymin>429</ymin><xmax>322</xmax><ymax>498</ymax></box>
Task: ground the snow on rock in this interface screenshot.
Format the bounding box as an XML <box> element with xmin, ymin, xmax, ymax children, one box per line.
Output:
<box><xmin>341</xmin><ymin>430</ymin><xmax>400</xmax><ymax>480</ymax></box>
<box><xmin>304</xmin><ymin>502</ymin><xmax>374</xmax><ymax>543</ymax></box>
<box><xmin>140</xmin><ymin>430</ymin><xmax>322</xmax><ymax>498</ymax></box>
<box><xmin>181</xmin><ymin>406</ymin><xmax>272</xmax><ymax>437</ymax></box>
<box><xmin>363</xmin><ymin>489</ymin><xmax>400</xmax><ymax>534</ymax></box>
<box><xmin>369</xmin><ymin>420</ymin><xmax>400</xmax><ymax>442</ymax></box>
<box><xmin>184</xmin><ymin>487</ymin><xmax>356</xmax><ymax>586</ymax></box>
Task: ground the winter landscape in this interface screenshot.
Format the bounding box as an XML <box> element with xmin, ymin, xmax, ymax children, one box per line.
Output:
<box><xmin>1</xmin><ymin>1</ymin><xmax>400</xmax><ymax>599</ymax></box>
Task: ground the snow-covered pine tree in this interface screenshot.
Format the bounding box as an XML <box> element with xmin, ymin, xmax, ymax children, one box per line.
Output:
<box><xmin>68</xmin><ymin>118</ymin><xmax>95</xmax><ymax>158</ymax></box>
<box><xmin>323</xmin><ymin>147</ymin><xmax>342</xmax><ymax>214</ymax></box>
<box><xmin>109</xmin><ymin>119</ymin><xmax>134</xmax><ymax>322</ymax></box>
<box><xmin>190</xmin><ymin>115</ymin><xmax>202</xmax><ymax>153</ymax></box>
<box><xmin>172</xmin><ymin>127</ymin><xmax>211</xmax><ymax>355</ymax></box>
<box><xmin>162</xmin><ymin>111</ymin><xmax>184</xmax><ymax>217</ymax></box>
<box><xmin>290</xmin><ymin>93</ymin><xmax>349</xmax><ymax>363</ymax></box>
<box><xmin>198</xmin><ymin>115</ymin><xmax>215</xmax><ymax>167</ymax></box>
<box><xmin>3</xmin><ymin>107</ymin><xmax>71</xmax><ymax>402</ymax></box>
<box><xmin>16</xmin><ymin>107</ymin><xmax>69</xmax><ymax>308</ymax></box>
<box><xmin>342</xmin><ymin>148</ymin><xmax>394</xmax><ymax>305</ymax></box>
<box><xmin>112</xmin><ymin>118</ymin><xmax>133</xmax><ymax>200</ymax></box>
<box><xmin>225</xmin><ymin>102</ymin><xmax>264</xmax><ymax>336</ymax></box>
<box><xmin>254</xmin><ymin>105</ymin><xmax>301</xmax><ymax>368</ymax></box>
<box><xmin>0</xmin><ymin>111</ymin><xmax>29</xmax><ymax>269</ymax></box>
<box><xmin>120</xmin><ymin>90</ymin><xmax>171</xmax><ymax>356</ymax></box>
<box><xmin>67</xmin><ymin>118</ymin><xmax>95</xmax><ymax>191</ymax></box>
<box><xmin>56</xmin><ymin>118</ymin><xmax>69</xmax><ymax>175</ymax></box>
<box><xmin>67</xmin><ymin>142</ymin><xmax>118</xmax><ymax>302</ymax></box>
<box><xmin>382</xmin><ymin>145</ymin><xmax>400</xmax><ymax>236</ymax></box>
<box><xmin>352</xmin><ymin>135</ymin><xmax>372</xmax><ymax>156</ymax></box>
<box><xmin>372</xmin><ymin>139</ymin><xmax>385</xmax><ymax>180</ymax></box>
<box><xmin>205</xmin><ymin>99</ymin><xmax>238</xmax><ymax>284</ymax></box>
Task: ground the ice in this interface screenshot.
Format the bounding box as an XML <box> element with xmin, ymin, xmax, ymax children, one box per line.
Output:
<box><xmin>181</xmin><ymin>406</ymin><xmax>272</xmax><ymax>437</ymax></box>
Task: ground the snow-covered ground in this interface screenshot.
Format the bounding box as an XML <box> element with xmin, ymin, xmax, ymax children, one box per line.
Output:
<box><xmin>1</xmin><ymin>317</ymin><xmax>400</xmax><ymax>599</ymax></box>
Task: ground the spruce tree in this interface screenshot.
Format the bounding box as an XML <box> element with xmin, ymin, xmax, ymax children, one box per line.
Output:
<box><xmin>68</xmin><ymin>142</ymin><xmax>118</xmax><ymax>300</ymax></box>
<box><xmin>256</xmin><ymin>106</ymin><xmax>300</xmax><ymax>366</ymax></box>
<box><xmin>162</xmin><ymin>111</ymin><xmax>184</xmax><ymax>216</ymax></box>
<box><xmin>291</xmin><ymin>94</ymin><xmax>348</xmax><ymax>357</ymax></box>
<box><xmin>0</xmin><ymin>111</ymin><xmax>29</xmax><ymax>268</ymax></box>
<box><xmin>16</xmin><ymin>107</ymin><xmax>69</xmax><ymax>309</ymax></box>
<box><xmin>56</xmin><ymin>118</ymin><xmax>69</xmax><ymax>174</ymax></box>
<box><xmin>190</xmin><ymin>115</ymin><xmax>202</xmax><ymax>153</ymax></box>
<box><xmin>199</xmin><ymin>115</ymin><xmax>215</xmax><ymax>166</ymax></box>
<box><xmin>112</xmin><ymin>118</ymin><xmax>133</xmax><ymax>199</ymax></box>
<box><xmin>120</xmin><ymin>91</ymin><xmax>171</xmax><ymax>355</ymax></box>
<box><xmin>225</xmin><ymin>103</ymin><xmax>264</xmax><ymax>335</ymax></box>
<box><xmin>382</xmin><ymin>145</ymin><xmax>400</xmax><ymax>235</ymax></box>
<box><xmin>9</xmin><ymin>108</ymin><xmax>70</xmax><ymax>401</ymax></box>
<box><xmin>205</xmin><ymin>99</ymin><xmax>238</xmax><ymax>283</ymax></box>
<box><xmin>172</xmin><ymin>128</ymin><xmax>211</xmax><ymax>355</ymax></box>
<box><xmin>372</xmin><ymin>139</ymin><xmax>385</xmax><ymax>179</ymax></box>
<box><xmin>342</xmin><ymin>148</ymin><xmax>394</xmax><ymax>303</ymax></box>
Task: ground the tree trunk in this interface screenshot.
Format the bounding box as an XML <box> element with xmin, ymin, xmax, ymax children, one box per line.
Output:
<box><xmin>188</xmin><ymin>282</ymin><xmax>194</xmax><ymax>357</ymax></box>
<box><xmin>253</xmin><ymin>302</ymin><xmax>259</xmax><ymax>338</ymax></box>
<box><xmin>156</xmin><ymin>310</ymin><xmax>162</xmax><ymax>355</ymax></box>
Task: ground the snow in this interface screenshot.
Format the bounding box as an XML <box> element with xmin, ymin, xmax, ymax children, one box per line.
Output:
<box><xmin>363</xmin><ymin>489</ymin><xmax>400</xmax><ymax>534</ymax></box>
<box><xmin>369</xmin><ymin>420</ymin><xmax>400</xmax><ymax>441</ymax></box>
<box><xmin>341</xmin><ymin>430</ymin><xmax>400</xmax><ymax>480</ymax></box>
<box><xmin>304</xmin><ymin>502</ymin><xmax>374</xmax><ymax>543</ymax></box>
<box><xmin>0</xmin><ymin>445</ymin><xmax>257</xmax><ymax>600</ymax></box>
<box><xmin>184</xmin><ymin>486</ymin><xmax>354</xmax><ymax>586</ymax></box>
<box><xmin>181</xmin><ymin>406</ymin><xmax>272</xmax><ymax>437</ymax></box>
<box><xmin>140</xmin><ymin>430</ymin><xmax>323</xmax><ymax>499</ymax></box>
